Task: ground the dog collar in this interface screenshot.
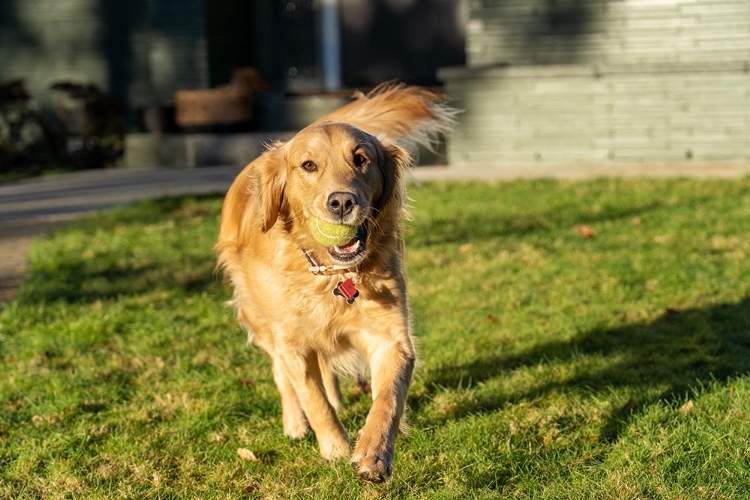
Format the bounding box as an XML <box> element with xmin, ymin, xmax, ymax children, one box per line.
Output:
<box><xmin>301</xmin><ymin>249</ymin><xmax>361</xmax><ymax>304</ymax></box>
<box><xmin>301</xmin><ymin>248</ymin><xmax>357</xmax><ymax>275</ymax></box>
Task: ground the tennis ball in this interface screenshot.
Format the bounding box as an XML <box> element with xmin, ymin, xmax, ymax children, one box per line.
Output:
<box><xmin>308</xmin><ymin>216</ymin><xmax>358</xmax><ymax>247</ymax></box>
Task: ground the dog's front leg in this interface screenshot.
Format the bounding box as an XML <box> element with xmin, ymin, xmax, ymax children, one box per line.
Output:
<box><xmin>350</xmin><ymin>336</ymin><xmax>415</xmax><ymax>483</ymax></box>
<box><xmin>279</xmin><ymin>350</ymin><xmax>350</xmax><ymax>460</ymax></box>
<box><xmin>269</xmin><ymin>354</ymin><xmax>309</xmax><ymax>439</ymax></box>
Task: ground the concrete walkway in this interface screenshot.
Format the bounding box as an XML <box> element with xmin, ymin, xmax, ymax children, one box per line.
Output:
<box><xmin>2</xmin><ymin>162</ymin><xmax>750</xmax><ymax>302</ymax></box>
<box><xmin>0</xmin><ymin>166</ymin><xmax>241</xmax><ymax>301</ymax></box>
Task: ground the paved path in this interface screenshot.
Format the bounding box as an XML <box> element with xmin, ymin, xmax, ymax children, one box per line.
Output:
<box><xmin>2</xmin><ymin>162</ymin><xmax>750</xmax><ymax>302</ymax></box>
<box><xmin>0</xmin><ymin>166</ymin><xmax>241</xmax><ymax>301</ymax></box>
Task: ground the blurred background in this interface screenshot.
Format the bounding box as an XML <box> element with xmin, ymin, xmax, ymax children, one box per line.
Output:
<box><xmin>1</xmin><ymin>0</ymin><xmax>749</xmax><ymax>174</ymax></box>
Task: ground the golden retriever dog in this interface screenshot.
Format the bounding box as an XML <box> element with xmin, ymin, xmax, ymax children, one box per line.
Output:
<box><xmin>216</xmin><ymin>84</ymin><xmax>453</xmax><ymax>482</ymax></box>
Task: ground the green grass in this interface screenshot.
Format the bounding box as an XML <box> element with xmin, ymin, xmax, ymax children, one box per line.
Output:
<box><xmin>2</xmin><ymin>178</ymin><xmax>750</xmax><ymax>498</ymax></box>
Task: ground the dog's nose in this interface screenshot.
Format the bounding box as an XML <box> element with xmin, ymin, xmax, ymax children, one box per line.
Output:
<box><xmin>327</xmin><ymin>191</ymin><xmax>358</xmax><ymax>217</ymax></box>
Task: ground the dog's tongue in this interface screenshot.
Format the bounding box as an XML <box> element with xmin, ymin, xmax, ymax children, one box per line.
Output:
<box><xmin>333</xmin><ymin>237</ymin><xmax>360</xmax><ymax>255</ymax></box>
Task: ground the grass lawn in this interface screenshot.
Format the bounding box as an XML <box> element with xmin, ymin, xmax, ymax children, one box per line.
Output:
<box><xmin>2</xmin><ymin>177</ymin><xmax>750</xmax><ymax>499</ymax></box>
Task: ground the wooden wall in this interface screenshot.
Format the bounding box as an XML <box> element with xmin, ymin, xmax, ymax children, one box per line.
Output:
<box><xmin>441</xmin><ymin>63</ymin><xmax>750</xmax><ymax>166</ymax></box>
<box><xmin>0</xmin><ymin>0</ymin><xmax>111</xmax><ymax>102</ymax></box>
<box><xmin>340</xmin><ymin>0</ymin><xmax>465</xmax><ymax>87</ymax></box>
<box><xmin>132</xmin><ymin>0</ymin><xmax>208</xmax><ymax>106</ymax></box>
<box><xmin>0</xmin><ymin>0</ymin><xmax>208</xmax><ymax>109</ymax></box>
<box><xmin>442</xmin><ymin>0</ymin><xmax>750</xmax><ymax>167</ymax></box>
<box><xmin>467</xmin><ymin>0</ymin><xmax>750</xmax><ymax>67</ymax></box>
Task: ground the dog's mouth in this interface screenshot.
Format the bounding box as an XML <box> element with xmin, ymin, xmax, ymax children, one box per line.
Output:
<box><xmin>327</xmin><ymin>224</ymin><xmax>368</xmax><ymax>265</ymax></box>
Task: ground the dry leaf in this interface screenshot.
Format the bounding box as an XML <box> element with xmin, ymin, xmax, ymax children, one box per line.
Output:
<box><xmin>237</xmin><ymin>378</ymin><xmax>254</xmax><ymax>388</ymax></box>
<box><xmin>486</xmin><ymin>314</ymin><xmax>498</xmax><ymax>323</ymax></box>
<box><xmin>622</xmin><ymin>399</ymin><xmax>637</xmax><ymax>412</ymax></box>
<box><xmin>631</xmin><ymin>217</ymin><xmax>641</xmax><ymax>226</ymax></box>
<box><xmin>356</xmin><ymin>375</ymin><xmax>371</xmax><ymax>396</ymax></box>
<box><xmin>459</xmin><ymin>243</ymin><xmax>473</xmax><ymax>253</ymax></box>
<box><xmin>209</xmin><ymin>432</ymin><xmax>226</xmax><ymax>443</ymax></box>
<box><xmin>679</xmin><ymin>400</ymin><xmax>694</xmax><ymax>415</ymax></box>
<box><xmin>574</xmin><ymin>224</ymin><xmax>596</xmax><ymax>239</ymax></box>
<box><xmin>237</xmin><ymin>448</ymin><xmax>259</xmax><ymax>462</ymax></box>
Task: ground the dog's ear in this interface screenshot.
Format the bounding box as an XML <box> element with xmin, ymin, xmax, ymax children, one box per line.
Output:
<box><xmin>252</xmin><ymin>148</ymin><xmax>287</xmax><ymax>233</ymax></box>
<box><xmin>375</xmin><ymin>139</ymin><xmax>411</xmax><ymax>214</ymax></box>
<box><xmin>218</xmin><ymin>147</ymin><xmax>287</xmax><ymax>249</ymax></box>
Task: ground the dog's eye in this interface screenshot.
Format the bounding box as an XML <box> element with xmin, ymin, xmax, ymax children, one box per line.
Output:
<box><xmin>301</xmin><ymin>160</ymin><xmax>317</xmax><ymax>172</ymax></box>
<box><xmin>353</xmin><ymin>153</ymin><xmax>368</xmax><ymax>168</ymax></box>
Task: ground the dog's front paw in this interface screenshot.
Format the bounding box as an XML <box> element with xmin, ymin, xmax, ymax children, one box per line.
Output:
<box><xmin>350</xmin><ymin>447</ymin><xmax>393</xmax><ymax>483</ymax></box>
<box><xmin>319</xmin><ymin>432</ymin><xmax>350</xmax><ymax>461</ymax></box>
<box><xmin>282</xmin><ymin>411</ymin><xmax>309</xmax><ymax>440</ymax></box>
<box><xmin>283</xmin><ymin>418</ymin><xmax>309</xmax><ymax>440</ymax></box>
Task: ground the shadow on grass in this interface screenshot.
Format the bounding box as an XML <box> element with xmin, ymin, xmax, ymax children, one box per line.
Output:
<box><xmin>414</xmin><ymin>297</ymin><xmax>750</xmax><ymax>437</ymax></box>
<box><xmin>409</xmin><ymin>199</ymin><xmax>664</xmax><ymax>247</ymax></box>
<box><xmin>17</xmin><ymin>196</ymin><xmax>224</xmax><ymax>304</ymax></box>
<box><xmin>19</xmin><ymin>258</ymin><xmax>221</xmax><ymax>304</ymax></box>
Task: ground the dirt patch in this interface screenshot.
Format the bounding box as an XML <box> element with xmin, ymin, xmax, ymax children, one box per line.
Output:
<box><xmin>0</xmin><ymin>219</ymin><xmax>71</xmax><ymax>302</ymax></box>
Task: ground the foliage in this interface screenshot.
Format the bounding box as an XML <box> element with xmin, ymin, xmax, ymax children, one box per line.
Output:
<box><xmin>50</xmin><ymin>81</ymin><xmax>126</xmax><ymax>170</ymax></box>
<box><xmin>0</xmin><ymin>80</ymin><xmax>126</xmax><ymax>181</ymax></box>
<box><xmin>1</xmin><ymin>179</ymin><xmax>750</xmax><ymax>498</ymax></box>
<box><xmin>0</xmin><ymin>80</ymin><xmax>66</xmax><ymax>178</ymax></box>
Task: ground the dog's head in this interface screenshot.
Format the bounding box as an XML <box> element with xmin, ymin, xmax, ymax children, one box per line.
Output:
<box><xmin>220</xmin><ymin>121</ymin><xmax>411</xmax><ymax>268</ymax></box>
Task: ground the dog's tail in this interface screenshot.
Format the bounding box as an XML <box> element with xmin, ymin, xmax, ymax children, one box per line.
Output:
<box><xmin>316</xmin><ymin>82</ymin><xmax>457</xmax><ymax>152</ymax></box>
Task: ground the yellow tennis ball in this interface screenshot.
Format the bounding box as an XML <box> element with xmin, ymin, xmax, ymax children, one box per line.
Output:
<box><xmin>309</xmin><ymin>216</ymin><xmax>358</xmax><ymax>247</ymax></box>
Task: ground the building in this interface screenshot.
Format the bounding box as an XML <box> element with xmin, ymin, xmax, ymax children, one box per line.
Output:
<box><xmin>3</xmin><ymin>0</ymin><xmax>748</xmax><ymax>171</ymax></box>
<box><xmin>440</xmin><ymin>0</ymin><xmax>750</xmax><ymax>169</ymax></box>
<box><xmin>0</xmin><ymin>0</ymin><xmax>465</xmax><ymax>131</ymax></box>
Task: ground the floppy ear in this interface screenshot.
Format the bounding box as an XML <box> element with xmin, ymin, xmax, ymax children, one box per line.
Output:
<box><xmin>252</xmin><ymin>148</ymin><xmax>287</xmax><ymax>233</ymax></box>
<box><xmin>375</xmin><ymin>139</ymin><xmax>411</xmax><ymax>214</ymax></box>
<box><xmin>218</xmin><ymin>147</ymin><xmax>287</xmax><ymax>249</ymax></box>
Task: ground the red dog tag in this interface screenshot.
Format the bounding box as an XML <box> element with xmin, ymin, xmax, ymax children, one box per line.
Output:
<box><xmin>333</xmin><ymin>278</ymin><xmax>359</xmax><ymax>304</ymax></box>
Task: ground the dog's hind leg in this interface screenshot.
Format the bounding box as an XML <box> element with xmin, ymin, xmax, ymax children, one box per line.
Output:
<box><xmin>318</xmin><ymin>354</ymin><xmax>342</xmax><ymax>412</ymax></box>
<box><xmin>279</xmin><ymin>349</ymin><xmax>350</xmax><ymax>460</ymax></box>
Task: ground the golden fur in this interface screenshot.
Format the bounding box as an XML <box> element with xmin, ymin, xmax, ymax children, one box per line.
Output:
<box><xmin>216</xmin><ymin>84</ymin><xmax>453</xmax><ymax>482</ymax></box>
